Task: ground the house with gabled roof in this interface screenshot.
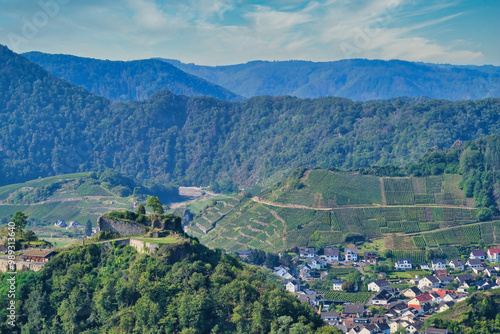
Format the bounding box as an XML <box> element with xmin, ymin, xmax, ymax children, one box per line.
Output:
<box><xmin>448</xmin><ymin>259</ymin><xmax>464</xmax><ymax>271</ymax></box>
<box><xmin>332</xmin><ymin>279</ymin><xmax>345</xmax><ymax>291</ymax></box>
<box><xmin>466</xmin><ymin>258</ymin><xmax>483</xmax><ymax>269</ymax></box>
<box><xmin>368</xmin><ymin>279</ymin><xmax>389</xmax><ymax>292</ymax></box>
<box><xmin>285</xmin><ymin>279</ymin><xmax>301</xmax><ymax>293</ymax></box>
<box><xmin>22</xmin><ymin>249</ymin><xmax>55</xmax><ymax>262</ymax></box>
<box><xmin>487</xmin><ymin>248</ymin><xmax>500</xmax><ymax>262</ymax></box>
<box><xmin>436</xmin><ymin>274</ymin><xmax>454</xmax><ymax>286</ymax></box>
<box><xmin>363</xmin><ymin>252</ymin><xmax>378</xmax><ymax>264</ymax></box>
<box><xmin>403</xmin><ymin>287</ymin><xmax>422</xmax><ymax>298</ymax></box>
<box><xmin>419</xmin><ymin>276</ymin><xmax>440</xmax><ymax>289</ymax></box>
<box><xmin>307</xmin><ymin>256</ymin><xmax>327</xmax><ymax>269</ymax></box>
<box><xmin>344</xmin><ymin>247</ymin><xmax>358</xmax><ymax>261</ymax></box>
<box><xmin>455</xmin><ymin>274</ymin><xmax>475</xmax><ymax>285</ymax></box>
<box><xmin>320</xmin><ymin>311</ymin><xmax>341</xmax><ymax>326</ymax></box>
<box><xmin>395</xmin><ymin>258</ymin><xmax>412</xmax><ymax>270</ymax></box>
<box><xmin>372</xmin><ymin>290</ymin><xmax>393</xmax><ymax>305</ymax></box>
<box><xmin>323</xmin><ymin>247</ymin><xmax>340</xmax><ymax>262</ymax></box>
<box><xmin>343</xmin><ymin>304</ymin><xmax>365</xmax><ymax>317</ymax></box>
<box><xmin>431</xmin><ymin>259</ymin><xmax>447</xmax><ymax>271</ymax></box>
<box><xmin>470</xmin><ymin>249</ymin><xmax>486</xmax><ymax>260</ymax></box>
<box><xmin>299</xmin><ymin>247</ymin><xmax>316</xmax><ymax>258</ymax></box>
<box><xmin>407</xmin><ymin>294</ymin><xmax>432</xmax><ymax>310</ymax></box>
<box><xmin>484</xmin><ymin>267</ymin><xmax>497</xmax><ymax>277</ymax></box>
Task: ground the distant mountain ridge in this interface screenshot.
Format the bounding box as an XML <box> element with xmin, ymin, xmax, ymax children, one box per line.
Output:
<box><xmin>23</xmin><ymin>51</ymin><xmax>241</xmax><ymax>101</ymax></box>
<box><xmin>162</xmin><ymin>58</ymin><xmax>500</xmax><ymax>101</ymax></box>
<box><xmin>2</xmin><ymin>44</ymin><xmax>500</xmax><ymax>189</ymax></box>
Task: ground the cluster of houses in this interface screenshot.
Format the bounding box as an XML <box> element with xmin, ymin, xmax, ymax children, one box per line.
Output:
<box><xmin>54</xmin><ymin>220</ymin><xmax>84</xmax><ymax>229</ymax></box>
<box><xmin>394</xmin><ymin>248</ymin><xmax>500</xmax><ymax>275</ymax></box>
<box><xmin>273</xmin><ymin>247</ymin><xmax>500</xmax><ymax>334</ymax></box>
<box><xmin>274</xmin><ymin>247</ymin><xmax>365</xmax><ymax>283</ymax></box>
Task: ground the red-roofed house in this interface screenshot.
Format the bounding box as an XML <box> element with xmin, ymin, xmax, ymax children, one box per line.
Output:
<box><xmin>488</xmin><ymin>248</ymin><xmax>500</xmax><ymax>262</ymax></box>
<box><xmin>431</xmin><ymin>288</ymin><xmax>454</xmax><ymax>299</ymax></box>
<box><xmin>408</xmin><ymin>294</ymin><xmax>433</xmax><ymax>310</ymax></box>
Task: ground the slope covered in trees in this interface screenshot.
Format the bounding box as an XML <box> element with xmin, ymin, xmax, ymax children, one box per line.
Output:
<box><xmin>23</xmin><ymin>52</ymin><xmax>240</xmax><ymax>101</ymax></box>
<box><xmin>0</xmin><ymin>239</ymin><xmax>339</xmax><ymax>334</ymax></box>
<box><xmin>163</xmin><ymin>58</ymin><xmax>500</xmax><ymax>101</ymax></box>
<box><xmin>2</xmin><ymin>45</ymin><xmax>500</xmax><ymax>189</ymax></box>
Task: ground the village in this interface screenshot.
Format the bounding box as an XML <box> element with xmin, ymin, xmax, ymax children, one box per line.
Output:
<box><xmin>264</xmin><ymin>246</ymin><xmax>500</xmax><ymax>334</ymax></box>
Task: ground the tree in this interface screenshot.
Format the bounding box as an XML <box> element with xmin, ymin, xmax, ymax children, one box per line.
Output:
<box><xmin>85</xmin><ymin>220</ymin><xmax>93</xmax><ymax>237</ymax></box>
<box><xmin>146</xmin><ymin>196</ymin><xmax>164</xmax><ymax>215</ymax></box>
<box><xmin>23</xmin><ymin>230</ymin><xmax>38</xmax><ymax>244</ymax></box>
<box><xmin>13</xmin><ymin>211</ymin><xmax>28</xmax><ymax>237</ymax></box>
<box><xmin>341</xmin><ymin>281</ymin><xmax>355</xmax><ymax>292</ymax></box>
<box><xmin>137</xmin><ymin>203</ymin><xmax>146</xmax><ymax>215</ymax></box>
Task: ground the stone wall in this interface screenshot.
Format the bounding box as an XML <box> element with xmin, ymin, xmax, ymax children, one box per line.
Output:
<box><xmin>129</xmin><ymin>239</ymin><xmax>158</xmax><ymax>254</ymax></box>
<box><xmin>0</xmin><ymin>257</ymin><xmax>46</xmax><ymax>273</ymax></box>
<box><xmin>97</xmin><ymin>216</ymin><xmax>146</xmax><ymax>236</ymax></box>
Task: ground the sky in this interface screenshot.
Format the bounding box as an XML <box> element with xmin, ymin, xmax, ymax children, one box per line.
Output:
<box><xmin>0</xmin><ymin>0</ymin><xmax>498</xmax><ymax>66</ymax></box>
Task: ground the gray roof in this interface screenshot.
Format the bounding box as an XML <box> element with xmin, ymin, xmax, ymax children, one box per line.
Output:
<box><xmin>344</xmin><ymin>304</ymin><xmax>364</xmax><ymax>314</ymax></box>
<box><xmin>397</xmin><ymin>258</ymin><xmax>412</xmax><ymax>264</ymax></box>
<box><xmin>324</xmin><ymin>247</ymin><xmax>340</xmax><ymax>256</ymax></box>
<box><xmin>471</xmin><ymin>250</ymin><xmax>486</xmax><ymax>256</ymax></box>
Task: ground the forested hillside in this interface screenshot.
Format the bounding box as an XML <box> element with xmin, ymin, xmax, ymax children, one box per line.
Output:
<box><xmin>0</xmin><ymin>240</ymin><xmax>338</xmax><ymax>334</ymax></box>
<box><xmin>163</xmin><ymin>58</ymin><xmax>500</xmax><ymax>101</ymax></box>
<box><xmin>2</xmin><ymin>45</ymin><xmax>500</xmax><ymax>189</ymax></box>
<box><xmin>23</xmin><ymin>52</ymin><xmax>240</xmax><ymax>101</ymax></box>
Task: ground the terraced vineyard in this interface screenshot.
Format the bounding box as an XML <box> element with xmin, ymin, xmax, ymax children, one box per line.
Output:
<box><xmin>182</xmin><ymin>169</ymin><xmax>493</xmax><ymax>253</ymax></box>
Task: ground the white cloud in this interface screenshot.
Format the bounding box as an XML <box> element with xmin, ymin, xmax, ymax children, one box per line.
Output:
<box><xmin>0</xmin><ymin>0</ymin><xmax>489</xmax><ymax>65</ymax></box>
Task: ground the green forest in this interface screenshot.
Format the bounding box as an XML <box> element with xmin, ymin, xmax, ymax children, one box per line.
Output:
<box><xmin>426</xmin><ymin>291</ymin><xmax>500</xmax><ymax>334</ymax></box>
<box><xmin>2</xmin><ymin>45</ymin><xmax>500</xmax><ymax>190</ymax></box>
<box><xmin>0</xmin><ymin>240</ymin><xmax>340</xmax><ymax>334</ymax></box>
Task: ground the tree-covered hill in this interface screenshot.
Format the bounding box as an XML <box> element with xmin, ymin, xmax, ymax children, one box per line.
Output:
<box><xmin>2</xmin><ymin>45</ymin><xmax>500</xmax><ymax>189</ymax></box>
<box><xmin>23</xmin><ymin>51</ymin><xmax>241</xmax><ymax>101</ymax></box>
<box><xmin>162</xmin><ymin>58</ymin><xmax>500</xmax><ymax>101</ymax></box>
<box><xmin>0</xmin><ymin>239</ymin><xmax>339</xmax><ymax>334</ymax></box>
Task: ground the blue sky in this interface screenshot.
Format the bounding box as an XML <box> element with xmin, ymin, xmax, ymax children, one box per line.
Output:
<box><xmin>0</xmin><ymin>0</ymin><xmax>498</xmax><ymax>65</ymax></box>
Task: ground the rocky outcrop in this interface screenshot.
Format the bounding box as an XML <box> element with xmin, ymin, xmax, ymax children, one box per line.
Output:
<box><xmin>97</xmin><ymin>216</ymin><xmax>146</xmax><ymax>236</ymax></box>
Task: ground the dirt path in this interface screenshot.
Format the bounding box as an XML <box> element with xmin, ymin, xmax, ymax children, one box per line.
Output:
<box><xmin>251</xmin><ymin>196</ymin><xmax>474</xmax><ymax>211</ymax></box>
<box><xmin>380</xmin><ymin>178</ymin><xmax>387</xmax><ymax>206</ymax></box>
<box><xmin>264</xmin><ymin>206</ymin><xmax>287</xmax><ymax>244</ymax></box>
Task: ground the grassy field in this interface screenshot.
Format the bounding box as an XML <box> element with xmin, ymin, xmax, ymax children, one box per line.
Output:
<box><xmin>141</xmin><ymin>236</ymin><xmax>181</xmax><ymax>244</ymax></box>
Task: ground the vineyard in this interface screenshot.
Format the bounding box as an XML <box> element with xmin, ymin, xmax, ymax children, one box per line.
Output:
<box><xmin>182</xmin><ymin>169</ymin><xmax>491</xmax><ymax>253</ymax></box>
<box><xmin>268</xmin><ymin>170</ymin><xmax>382</xmax><ymax>207</ymax></box>
<box><xmin>319</xmin><ymin>291</ymin><xmax>372</xmax><ymax>303</ymax></box>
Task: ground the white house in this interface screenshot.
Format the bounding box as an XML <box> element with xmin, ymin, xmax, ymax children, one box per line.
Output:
<box><xmin>420</xmin><ymin>263</ymin><xmax>431</xmax><ymax>270</ymax></box>
<box><xmin>332</xmin><ymin>279</ymin><xmax>345</xmax><ymax>291</ymax></box>
<box><xmin>485</xmin><ymin>267</ymin><xmax>498</xmax><ymax>277</ymax></box>
<box><xmin>419</xmin><ymin>276</ymin><xmax>440</xmax><ymax>290</ymax></box>
<box><xmin>487</xmin><ymin>248</ymin><xmax>500</xmax><ymax>262</ymax></box>
<box><xmin>368</xmin><ymin>279</ymin><xmax>390</xmax><ymax>292</ymax></box>
<box><xmin>448</xmin><ymin>259</ymin><xmax>464</xmax><ymax>271</ymax></box>
<box><xmin>323</xmin><ymin>247</ymin><xmax>340</xmax><ymax>262</ymax></box>
<box><xmin>431</xmin><ymin>259</ymin><xmax>447</xmax><ymax>271</ymax></box>
<box><xmin>307</xmin><ymin>256</ymin><xmax>327</xmax><ymax>270</ymax></box>
<box><xmin>372</xmin><ymin>290</ymin><xmax>392</xmax><ymax>305</ymax></box>
<box><xmin>466</xmin><ymin>258</ymin><xmax>483</xmax><ymax>269</ymax></box>
<box><xmin>344</xmin><ymin>247</ymin><xmax>358</xmax><ymax>262</ymax></box>
<box><xmin>285</xmin><ymin>280</ymin><xmax>300</xmax><ymax>293</ymax></box>
<box><xmin>299</xmin><ymin>247</ymin><xmax>316</xmax><ymax>258</ymax></box>
<box><xmin>395</xmin><ymin>258</ymin><xmax>412</xmax><ymax>270</ymax></box>
<box><xmin>469</xmin><ymin>250</ymin><xmax>486</xmax><ymax>260</ymax></box>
